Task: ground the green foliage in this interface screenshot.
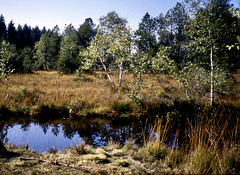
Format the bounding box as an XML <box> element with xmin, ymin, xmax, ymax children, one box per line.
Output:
<box><xmin>174</xmin><ymin>62</ymin><xmax>208</xmax><ymax>100</ymax></box>
<box><xmin>77</xmin><ymin>18</ymin><xmax>96</xmax><ymax>47</ymax></box>
<box><xmin>21</xmin><ymin>47</ymin><xmax>34</xmax><ymax>73</ymax></box>
<box><xmin>107</xmin><ymin>26</ymin><xmax>131</xmax><ymax>64</ymax></box>
<box><xmin>164</xmin><ymin>2</ymin><xmax>189</xmax><ymax>63</ymax></box>
<box><xmin>31</xmin><ymin>26</ymin><xmax>41</xmax><ymax>44</ymax></box>
<box><xmin>134</xmin><ymin>12</ymin><xmax>157</xmax><ymax>55</ymax></box>
<box><xmin>0</xmin><ymin>41</ymin><xmax>14</xmax><ymax>98</ymax></box>
<box><xmin>58</xmin><ymin>26</ymin><xmax>81</xmax><ymax>74</ymax></box>
<box><xmin>124</xmin><ymin>53</ymin><xmax>151</xmax><ymax>107</ymax></box>
<box><xmin>34</xmin><ymin>31</ymin><xmax>60</xmax><ymax>70</ymax></box>
<box><xmin>151</xmin><ymin>46</ymin><xmax>177</xmax><ymax>75</ymax></box>
<box><xmin>80</xmin><ymin>32</ymin><xmax>110</xmax><ymax>71</ymax></box>
<box><xmin>184</xmin><ymin>0</ymin><xmax>240</xmax><ymax>70</ymax></box>
<box><xmin>227</xmin><ymin>36</ymin><xmax>240</xmax><ymax>50</ymax></box>
<box><xmin>0</xmin><ymin>14</ymin><xmax>7</xmax><ymax>42</ymax></box>
<box><xmin>151</xmin><ymin>45</ymin><xmax>230</xmax><ymax>102</ymax></box>
<box><xmin>173</xmin><ymin>62</ymin><xmax>230</xmax><ymax>101</ymax></box>
<box><xmin>80</xmin><ymin>24</ymin><xmax>132</xmax><ymax>89</ymax></box>
<box><xmin>98</xmin><ymin>11</ymin><xmax>128</xmax><ymax>34</ymax></box>
<box><xmin>12</xmin><ymin>46</ymin><xmax>35</xmax><ymax>73</ymax></box>
<box><xmin>108</xmin><ymin>26</ymin><xmax>132</xmax><ymax>89</ymax></box>
<box><xmin>7</xmin><ymin>20</ymin><xmax>18</xmax><ymax>45</ymax></box>
<box><xmin>129</xmin><ymin>52</ymin><xmax>151</xmax><ymax>75</ymax></box>
<box><xmin>0</xmin><ymin>41</ymin><xmax>14</xmax><ymax>78</ymax></box>
<box><xmin>227</xmin><ymin>8</ymin><xmax>240</xmax><ymax>51</ymax></box>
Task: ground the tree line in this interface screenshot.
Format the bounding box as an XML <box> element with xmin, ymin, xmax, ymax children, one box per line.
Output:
<box><xmin>0</xmin><ymin>0</ymin><xmax>239</xmax><ymax>74</ymax></box>
<box><xmin>0</xmin><ymin>14</ymin><xmax>97</xmax><ymax>73</ymax></box>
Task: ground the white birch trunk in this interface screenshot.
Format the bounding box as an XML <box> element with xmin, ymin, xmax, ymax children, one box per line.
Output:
<box><xmin>208</xmin><ymin>18</ymin><xmax>214</xmax><ymax>106</ymax></box>
<box><xmin>210</xmin><ymin>46</ymin><xmax>214</xmax><ymax>106</ymax></box>
<box><xmin>118</xmin><ymin>60</ymin><xmax>123</xmax><ymax>91</ymax></box>
<box><xmin>99</xmin><ymin>57</ymin><xmax>115</xmax><ymax>88</ymax></box>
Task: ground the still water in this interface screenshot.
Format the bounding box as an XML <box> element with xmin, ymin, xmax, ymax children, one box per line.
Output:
<box><xmin>6</xmin><ymin>123</ymin><xmax>84</xmax><ymax>153</ymax></box>
<box><xmin>2</xmin><ymin>118</ymin><xmax>144</xmax><ymax>153</ymax></box>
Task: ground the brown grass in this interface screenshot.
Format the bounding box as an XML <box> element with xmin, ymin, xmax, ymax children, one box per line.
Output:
<box><xmin>137</xmin><ymin>111</ymin><xmax>240</xmax><ymax>174</ymax></box>
<box><xmin>0</xmin><ymin>71</ymin><xmax>176</xmax><ymax>113</ymax></box>
<box><xmin>0</xmin><ymin>70</ymin><xmax>240</xmax><ymax>114</ymax></box>
<box><xmin>0</xmin><ymin>71</ymin><xmax>128</xmax><ymax>113</ymax></box>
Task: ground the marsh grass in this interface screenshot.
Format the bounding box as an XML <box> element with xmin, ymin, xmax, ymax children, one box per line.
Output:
<box><xmin>0</xmin><ymin>71</ymin><xmax>127</xmax><ymax>115</ymax></box>
<box><xmin>137</xmin><ymin>108</ymin><xmax>240</xmax><ymax>174</ymax></box>
<box><xmin>70</xmin><ymin>143</ymin><xmax>91</xmax><ymax>155</ymax></box>
<box><xmin>140</xmin><ymin>118</ymin><xmax>171</xmax><ymax>160</ymax></box>
<box><xmin>0</xmin><ymin>71</ymin><xmax>239</xmax><ymax>117</ymax></box>
<box><xmin>184</xmin><ymin>108</ymin><xmax>240</xmax><ymax>174</ymax></box>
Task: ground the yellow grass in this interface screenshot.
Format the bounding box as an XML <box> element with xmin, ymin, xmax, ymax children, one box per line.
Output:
<box><xmin>0</xmin><ymin>71</ymin><xmax>130</xmax><ymax>113</ymax></box>
<box><xmin>0</xmin><ymin>71</ymin><xmax>239</xmax><ymax>114</ymax></box>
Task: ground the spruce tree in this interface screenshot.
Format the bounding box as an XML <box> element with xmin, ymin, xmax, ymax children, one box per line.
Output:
<box><xmin>0</xmin><ymin>14</ymin><xmax>7</xmax><ymax>41</ymax></box>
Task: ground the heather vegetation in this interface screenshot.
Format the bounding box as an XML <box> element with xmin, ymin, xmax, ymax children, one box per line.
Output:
<box><xmin>0</xmin><ymin>0</ymin><xmax>240</xmax><ymax>174</ymax></box>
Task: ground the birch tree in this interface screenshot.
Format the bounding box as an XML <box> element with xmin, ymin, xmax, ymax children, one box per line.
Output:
<box><xmin>0</xmin><ymin>41</ymin><xmax>14</xmax><ymax>99</ymax></box>
<box><xmin>184</xmin><ymin>0</ymin><xmax>239</xmax><ymax>105</ymax></box>
<box><xmin>80</xmin><ymin>32</ymin><xmax>116</xmax><ymax>88</ymax></box>
<box><xmin>80</xmin><ymin>26</ymin><xmax>132</xmax><ymax>91</ymax></box>
<box><xmin>108</xmin><ymin>26</ymin><xmax>131</xmax><ymax>90</ymax></box>
<box><xmin>80</xmin><ymin>11</ymin><xmax>131</xmax><ymax>90</ymax></box>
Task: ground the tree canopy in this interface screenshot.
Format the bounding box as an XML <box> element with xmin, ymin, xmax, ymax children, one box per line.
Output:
<box><xmin>0</xmin><ymin>0</ymin><xmax>239</xmax><ymax>76</ymax></box>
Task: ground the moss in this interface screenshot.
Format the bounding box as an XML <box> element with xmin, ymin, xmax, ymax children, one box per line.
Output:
<box><xmin>82</xmin><ymin>153</ymin><xmax>110</xmax><ymax>164</ymax></box>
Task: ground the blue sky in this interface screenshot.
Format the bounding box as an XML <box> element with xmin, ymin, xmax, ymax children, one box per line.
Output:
<box><xmin>0</xmin><ymin>0</ymin><xmax>239</xmax><ymax>31</ymax></box>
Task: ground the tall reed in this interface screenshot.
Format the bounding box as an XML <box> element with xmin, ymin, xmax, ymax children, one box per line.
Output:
<box><xmin>139</xmin><ymin>108</ymin><xmax>239</xmax><ymax>174</ymax></box>
<box><xmin>186</xmin><ymin>108</ymin><xmax>239</xmax><ymax>174</ymax></box>
<box><xmin>140</xmin><ymin>118</ymin><xmax>171</xmax><ymax>159</ymax></box>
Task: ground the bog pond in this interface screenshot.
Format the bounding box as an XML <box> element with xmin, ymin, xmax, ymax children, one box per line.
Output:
<box><xmin>1</xmin><ymin>111</ymin><xmax>238</xmax><ymax>153</ymax></box>
<box><xmin>1</xmin><ymin>117</ymin><xmax>161</xmax><ymax>153</ymax></box>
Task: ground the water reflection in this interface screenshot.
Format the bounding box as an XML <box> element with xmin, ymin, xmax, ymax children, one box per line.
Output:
<box><xmin>1</xmin><ymin>118</ymin><xmax>146</xmax><ymax>153</ymax></box>
<box><xmin>5</xmin><ymin>123</ymin><xmax>83</xmax><ymax>153</ymax></box>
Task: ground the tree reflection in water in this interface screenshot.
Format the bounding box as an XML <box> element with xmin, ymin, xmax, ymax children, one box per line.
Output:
<box><xmin>0</xmin><ymin>117</ymin><xmax>148</xmax><ymax>152</ymax></box>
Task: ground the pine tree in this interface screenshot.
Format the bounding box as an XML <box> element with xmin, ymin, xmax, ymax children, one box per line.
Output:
<box><xmin>58</xmin><ymin>25</ymin><xmax>80</xmax><ymax>74</ymax></box>
<box><xmin>31</xmin><ymin>26</ymin><xmax>41</xmax><ymax>45</ymax></box>
<box><xmin>135</xmin><ymin>13</ymin><xmax>157</xmax><ymax>55</ymax></box>
<box><xmin>7</xmin><ymin>20</ymin><xmax>18</xmax><ymax>45</ymax></box>
<box><xmin>77</xmin><ymin>18</ymin><xmax>96</xmax><ymax>47</ymax></box>
<box><xmin>165</xmin><ymin>2</ymin><xmax>189</xmax><ymax>64</ymax></box>
<box><xmin>0</xmin><ymin>14</ymin><xmax>7</xmax><ymax>41</ymax></box>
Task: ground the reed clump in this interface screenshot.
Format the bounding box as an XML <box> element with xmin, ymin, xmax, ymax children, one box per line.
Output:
<box><xmin>136</xmin><ymin>108</ymin><xmax>239</xmax><ymax>174</ymax></box>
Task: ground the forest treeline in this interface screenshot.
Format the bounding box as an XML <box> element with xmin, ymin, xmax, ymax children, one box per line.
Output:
<box><xmin>0</xmin><ymin>0</ymin><xmax>239</xmax><ymax>75</ymax></box>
